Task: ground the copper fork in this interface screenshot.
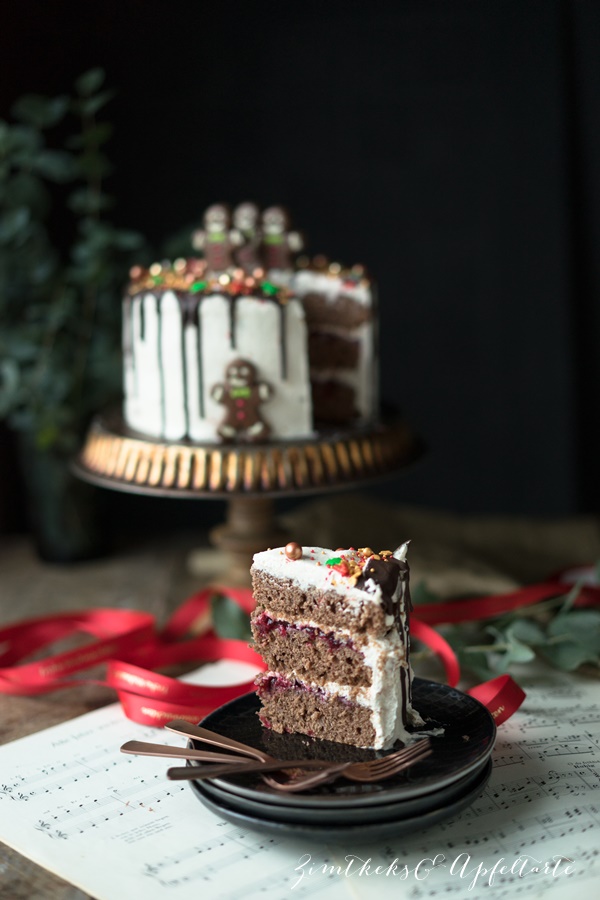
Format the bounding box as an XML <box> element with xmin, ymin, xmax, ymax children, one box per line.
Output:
<box><xmin>261</xmin><ymin>737</ymin><xmax>433</xmax><ymax>792</ymax></box>
<box><xmin>166</xmin><ymin>738</ymin><xmax>432</xmax><ymax>791</ymax></box>
<box><xmin>164</xmin><ymin>719</ymin><xmax>274</xmax><ymax>763</ymax></box>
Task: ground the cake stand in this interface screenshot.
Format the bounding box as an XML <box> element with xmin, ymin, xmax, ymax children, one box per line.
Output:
<box><xmin>73</xmin><ymin>412</ymin><xmax>423</xmax><ymax>584</ymax></box>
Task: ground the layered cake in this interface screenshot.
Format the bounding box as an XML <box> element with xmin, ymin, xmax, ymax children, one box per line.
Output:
<box><xmin>122</xmin><ymin>203</ymin><xmax>377</xmax><ymax>443</ymax></box>
<box><xmin>250</xmin><ymin>541</ymin><xmax>422</xmax><ymax>749</ymax></box>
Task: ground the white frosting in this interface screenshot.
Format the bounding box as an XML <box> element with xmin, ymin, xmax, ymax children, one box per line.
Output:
<box><xmin>253</xmin><ymin>545</ymin><xmax>417</xmax><ymax>749</ymax></box>
<box><xmin>252</xmin><ymin>546</ymin><xmax>387</xmax><ymax>613</ymax></box>
<box><xmin>291</xmin><ymin>270</ymin><xmax>371</xmax><ymax>306</ymax></box>
<box><xmin>124</xmin><ymin>291</ymin><xmax>313</xmax><ymax>442</ymax></box>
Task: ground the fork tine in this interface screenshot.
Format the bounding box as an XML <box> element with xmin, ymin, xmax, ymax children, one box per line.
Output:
<box><xmin>260</xmin><ymin>737</ymin><xmax>433</xmax><ymax>792</ymax></box>
<box><xmin>362</xmin><ymin>743</ymin><xmax>432</xmax><ymax>772</ymax></box>
<box><xmin>347</xmin><ymin>744</ymin><xmax>432</xmax><ymax>782</ymax></box>
<box><xmin>348</xmin><ymin>739</ymin><xmax>431</xmax><ymax>775</ymax></box>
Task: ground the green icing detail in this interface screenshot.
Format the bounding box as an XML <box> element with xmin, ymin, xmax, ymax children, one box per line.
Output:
<box><xmin>190</xmin><ymin>281</ymin><xmax>207</xmax><ymax>293</ymax></box>
<box><xmin>262</xmin><ymin>282</ymin><xmax>279</xmax><ymax>296</ymax></box>
<box><xmin>152</xmin><ymin>276</ymin><xmax>163</xmax><ymax>285</ymax></box>
<box><xmin>326</xmin><ymin>557</ymin><xmax>342</xmax><ymax>567</ymax></box>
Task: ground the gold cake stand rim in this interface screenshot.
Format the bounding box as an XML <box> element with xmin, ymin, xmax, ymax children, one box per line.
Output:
<box><xmin>73</xmin><ymin>411</ymin><xmax>424</xmax><ymax>500</ymax></box>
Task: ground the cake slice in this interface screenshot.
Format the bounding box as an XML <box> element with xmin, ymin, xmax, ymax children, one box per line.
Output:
<box><xmin>250</xmin><ymin>542</ymin><xmax>422</xmax><ymax>749</ymax></box>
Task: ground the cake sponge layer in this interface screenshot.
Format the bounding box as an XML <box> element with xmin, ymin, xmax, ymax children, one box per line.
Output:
<box><xmin>251</xmin><ymin>612</ymin><xmax>372</xmax><ymax>689</ymax></box>
<box><xmin>251</xmin><ymin>569</ymin><xmax>391</xmax><ymax>639</ymax></box>
<box><xmin>256</xmin><ymin>674</ymin><xmax>377</xmax><ymax>749</ymax></box>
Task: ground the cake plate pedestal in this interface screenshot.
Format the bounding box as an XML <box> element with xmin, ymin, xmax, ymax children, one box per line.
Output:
<box><xmin>73</xmin><ymin>413</ymin><xmax>423</xmax><ymax>585</ymax></box>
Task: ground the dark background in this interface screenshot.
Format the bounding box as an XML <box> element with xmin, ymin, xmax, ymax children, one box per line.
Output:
<box><xmin>2</xmin><ymin>0</ymin><xmax>600</xmax><ymax>536</ymax></box>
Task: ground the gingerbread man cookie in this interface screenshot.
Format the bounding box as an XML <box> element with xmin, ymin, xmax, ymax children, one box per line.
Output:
<box><xmin>232</xmin><ymin>202</ymin><xmax>262</xmax><ymax>273</ymax></box>
<box><xmin>261</xmin><ymin>206</ymin><xmax>303</xmax><ymax>272</ymax></box>
<box><xmin>211</xmin><ymin>358</ymin><xmax>273</xmax><ymax>443</ymax></box>
<box><xmin>192</xmin><ymin>204</ymin><xmax>242</xmax><ymax>273</ymax></box>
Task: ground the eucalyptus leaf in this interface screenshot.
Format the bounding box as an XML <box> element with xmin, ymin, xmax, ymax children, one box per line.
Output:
<box><xmin>505</xmin><ymin>619</ymin><xmax>547</xmax><ymax>646</ymax></box>
<box><xmin>76</xmin><ymin>150</ymin><xmax>113</xmax><ymax>180</ymax></box>
<box><xmin>0</xmin><ymin>206</ymin><xmax>30</xmax><ymax>242</ymax></box>
<box><xmin>65</xmin><ymin>122</ymin><xmax>113</xmax><ymax>150</ymax></box>
<box><xmin>540</xmin><ymin>640</ymin><xmax>599</xmax><ymax>672</ymax></box>
<box><xmin>547</xmin><ymin>611</ymin><xmax>600</xmax><ymax>655</ymax></box>
<box><xmin>211</xmin><ymin>595</ymin><xmax>252</xmax><ymax>641</ymax></box>
<box><xmin>79</xmin><ymin>90</ymin><xmax>115</xmax><ymax>118</ymax></box>
<box><xmin>67</xmin><ymin>188</ymin><xmax>113</xmax><ymax>215</ymax></box>
<box><xmin>0</xmin><ymin>359</ymin><xmax>20</xmax><ymax>415</ymax></box>
<box><xmin>3</xmin><ymin>171</ymin><xmax>50</xmax><ymax>216</ymax></box>
<box><xmin>12</xmin><ymin>94</ymin><xmax>69</xmax><ymax>129</ymax></box>
<box><xmin>75</xmin><ymin>68</ymin><xmax>105</xmax><ymax>97</ymax></box>
<box><xmin>32</xmin><ymin>150</ymin><xmax>76</xmax><ymax>183</ymax></box>
<box><xmin>6</xmin><ymin>124</ymin><xmax>43</xmax><ymax>158</ymax></box>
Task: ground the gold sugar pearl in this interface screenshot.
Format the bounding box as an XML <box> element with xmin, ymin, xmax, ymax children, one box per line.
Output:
<box><xmin>285</xmin><ymin>541</ymin><xmax>302</xmax><ymax>561</ymax></box>
<box><xmin>358</xmin><ymin>547</ymin><xmax>374</xmax><ymax>557</ymax></box>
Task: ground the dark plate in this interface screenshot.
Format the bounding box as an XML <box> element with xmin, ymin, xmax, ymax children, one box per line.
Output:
<box><xmin>198</xmin><ymin>758</ymin><xmax>490</xmax><ymax>824</ymax></box>
<box><xmin>190</xmin><ymin>759</ymin><xmax>492</xmax><ymax>841</ymax></box>
<box><xmin>190</xmin><ymin>678</ymin><xmax>496</xmax><ymax>808</ymax></box>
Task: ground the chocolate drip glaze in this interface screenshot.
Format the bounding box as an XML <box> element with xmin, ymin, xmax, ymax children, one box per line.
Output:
<box><xmin>229</xmin><ymin>294</ymin><xmax>238</xmax><ymax>350</ymax></box>
<box><xmin>139</xmin><ymin>294</ymin><xmax>146</xmax><ymax>341</ymax></box>
<box><xmin>356</xmin><ymin>558</ymin><xmax>401</xmax><ymax>615</ymax></box>
<box><xmin>279</xmin><ymin>302</ymin><xmax>288</xmax><ymax>380</ymax></box>
<box><xmin>356</xmin><ymin>555</ymin><xmax>414</xmax><ymax>713</ymax></box>
<box><xmin>128</xmin><ymin>288</ymin><xmax>291</xmax><ymax>439</ymax></box>
<box><xmin>399</xmin><ymin>665</ymin><xmax>409</xmax><ymax>726</ymax></box>
<box><xmin>180</xmin><ymin>309</ymin><xmax>189</xmax><ymax>435</ymax></box>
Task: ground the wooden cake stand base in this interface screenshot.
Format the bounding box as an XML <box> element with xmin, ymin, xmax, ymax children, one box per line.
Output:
<box><xmin>73</xmin><ymin>413</ymin><xmax>423</xmax><ymax>584</ymax></box>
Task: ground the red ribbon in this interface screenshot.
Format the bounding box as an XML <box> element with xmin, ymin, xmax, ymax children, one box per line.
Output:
<box><xmin>1</xmin><ymin>572</ymin><xmax>598</xmax><ymax>729</ymax></box>
<box><xmin>0</xmin><ymin>590</ymin><xmax>265</xmax><ymax>727</ymax></box>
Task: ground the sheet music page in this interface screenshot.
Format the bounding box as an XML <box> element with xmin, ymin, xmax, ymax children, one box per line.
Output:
<box><xmin>0</xmin><ymin>663</ymin><xmax>599</xmax><ymax>899</ymax></box>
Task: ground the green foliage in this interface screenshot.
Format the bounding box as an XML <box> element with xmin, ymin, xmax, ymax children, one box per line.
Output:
<box><xmin>430</xmin><ymin>579</ymin><xmax>600</xmax><ymax>679</ymax></box>
<box><xmin>211</xmin><ymin>595</ymin><xmax>252</xmax><ymax>641</ymax></box>
<box><xmin>0</xmin><ymin>70</ymin><xmax>146</xmax><ymax>452</ymax></box>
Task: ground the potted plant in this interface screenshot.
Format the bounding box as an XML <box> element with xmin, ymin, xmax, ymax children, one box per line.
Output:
<box><xmin>0</xmin><ymin>69</ymin><xmax>146</xmax><ymax>560</ymax></box>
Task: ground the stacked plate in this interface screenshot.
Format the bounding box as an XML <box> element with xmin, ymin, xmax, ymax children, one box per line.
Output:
<box><xmin>186</xmin><ymin>678</ymin><xmax>496</xmax><ymax>841</ymax></box>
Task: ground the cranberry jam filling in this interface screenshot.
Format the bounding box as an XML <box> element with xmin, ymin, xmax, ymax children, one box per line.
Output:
<box><xmin>253</xmin><ymin>612</ymin><xmax>356</xmax><ymax>653</ymax></box>
<box><xmin>256</xmin><ymin>673</ymin><xmax>353</xmax><ymax>706</ymax></box>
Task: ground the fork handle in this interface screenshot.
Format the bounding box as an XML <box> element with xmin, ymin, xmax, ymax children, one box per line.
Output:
<box><xmin>166</xmin><ymin>759</ymin><xmax>341</xmax><ymax>781</ymax></box>
<box><xmin>120</xmin><ymin>740</ymin><xmax>249</xmax><ymax>764</ymax></box>
<box><xmin>165</xmin><ymin>719</ymin><xmax>270</xmax><ymax>762</ymax></box>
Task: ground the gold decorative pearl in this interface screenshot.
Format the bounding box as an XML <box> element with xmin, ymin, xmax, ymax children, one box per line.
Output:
<box><xmin>285</xmin><ymin>541</ymin><xmax>302</xmax><ymax>560</ymax></box>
